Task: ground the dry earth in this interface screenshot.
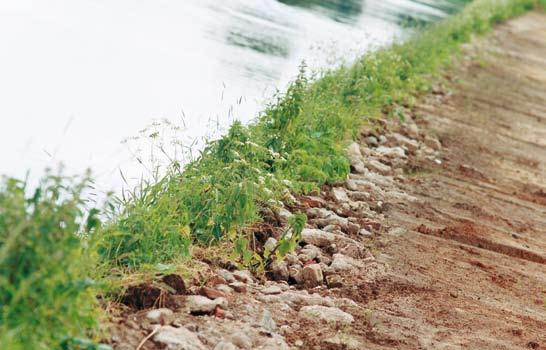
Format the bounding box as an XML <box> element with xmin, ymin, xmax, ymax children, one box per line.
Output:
<box><xmin>107</xmin><ymin>12</ymin><xmax>546</xmax><ymax>350</ymax></box>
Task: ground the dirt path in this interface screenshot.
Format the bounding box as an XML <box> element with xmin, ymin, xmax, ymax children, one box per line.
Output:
<box><xmin>108</xmin><ymin>12</ymin><xmax>546</xmax><ymax>350</ymax></box>
<box><xmin>364</xmin><ymin>12</ymin><xmax>546</xmax><ymax>349</ymax></box>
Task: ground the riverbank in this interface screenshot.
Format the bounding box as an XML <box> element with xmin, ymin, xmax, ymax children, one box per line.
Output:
<box><xmin>1</xmin><ymin>0</ymin><xmax>545</xmax><ymax>349</ymax></box>
<box><xmin>108</xmin><ymin>10</ymin><xmax>546</xmax><ymax>348</ymax></box>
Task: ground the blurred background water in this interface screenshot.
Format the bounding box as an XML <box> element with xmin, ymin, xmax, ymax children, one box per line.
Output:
<box><xmin>0</xmin><ymin>0</ymin><xmax>469</xmax><ymax>193</ymax></box>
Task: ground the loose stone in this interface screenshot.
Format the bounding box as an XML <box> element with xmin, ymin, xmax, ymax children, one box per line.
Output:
<box><xmin>270</xmin><ymin>260</ymin><xmax>289</xmax><ymax>281</ymax></box>
<box><xmin>261</xmin><ymin>285</ymin><xmax>282</xmax><ymax>295</ymax></box>
<box><xmin>214</xmin><ymin>342</ymin><xmax>237</xmax><ymax>350</ymax></box>
<box><xmin>154</xmin><ymin>326</ymin><xmax>207</xmax><ymax>350</ymax></box>
<box><xmin>302</xmin><ymin>264</ymin><xmax>323</xmax><ymax>287</ymax></box>
<box><xmin>145</xmin><ymin>308</ymin><xmax>173</xmax><ymax>324</ymax></box>
<box><xmin>187</xmin><ymin>295</ymin><xmax>228</xmax><ymax>315</ymax></box>
<box><xmin>233</xmin><ymin>270</ymin><xmax>254</xmax><ymax>284</ymax></box>
<box><xmin>229</xmin><ymin>281</ymin><xmax>248</xmax><ymax>293</ymax></box>
<box><xmin>301</xmin><ymin>229</ymin><xmax>335</xmax><ymax>247</ymax></box>
<box><xmin>299</xmin><ymin>305</ymin><xmax>354</xmax><ymax>325</ymax></box>
<box><xmin>199</xmin><ymin>286</ymin><xmax>225</xmax><ymax>300</ymax></box>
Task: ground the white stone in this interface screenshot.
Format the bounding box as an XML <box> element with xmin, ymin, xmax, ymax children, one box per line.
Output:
<box><xmin>301</xmin><ymin>229</ymin><xmax>335</xmax><ymax>247</ymax></box>
<box><xmin>145</xmin><ymin>308</ymin><xmax>173</xmax><ymax>323</ymax></box>
<box><xmin>264</xmin><ymin>237</ymin><xmax>277</xmax><ymax>252</ymax></box>
<box><xmin>154</xmin><ymin>326</ymin><xmax>207</xmax><ymax>350</ymax></box>
<box><xmin>230</xmin><ymin>331</ymin><xmax>253</xmax><ymax>349</ymax></box>
<box><xmin>376</xmin><ymin>146</ymin><xmax>406</xmax><ymax>159</ymax></box>
<box><xmin>187</xmin><ymin>295</ymin><xmax>228</xmax><ymax>315</ymax></box>
<box><xmin>366</xmin><ymin>159</ymin><xmax>392</xmax><ymax>175</ymax></box>
<box><xmin>330</xmin><ymin>253</ymin><xmax>366</xmax><ymax>272</ymax></box>
<box><xmin>261</xmin><ymin>285</ymin><xmax>282</xmax><ymax>295</ymax></box>
<box><xmin>331</xmin><ymin>187</ymin><xmax>350</xmax><ymax>203</ymax></box>
<box><xmin>214</xmin><ymin>342</ymin><xmax>237</xmax><ymax>350</ymax></box>
<box><xmin>299</xmin><ymin>305</ymin><xmax>354</xmax><ymax>325</ymax></box>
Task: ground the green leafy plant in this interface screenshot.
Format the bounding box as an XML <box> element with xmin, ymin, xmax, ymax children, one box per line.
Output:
<box><xmin>0</xmin><ymin>171</ymin><xmax>101</xmax><ymax>350</ymax></box>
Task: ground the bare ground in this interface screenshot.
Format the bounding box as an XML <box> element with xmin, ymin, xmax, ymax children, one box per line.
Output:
<box><xmin>107</xmin><ymin>12</ymin><xmax>546</xmax><ymax>350</ymax></box>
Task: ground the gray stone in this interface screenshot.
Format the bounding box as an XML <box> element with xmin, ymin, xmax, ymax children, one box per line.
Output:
<box><xmin>323</xmin><ymin>334</ymin><xmax>363</xmax><ymax>350</ymax></box>
<box><xmin>330</xmin><ymin>253</ymin><xmax>366</xmax><ymax>272</ymax></box>
<box><xmin>214</xmin><ymin>342</ymin><xmax>237</xmax><ymax>350</ymax></box>
<box><xmin>347</xmin><ymin>142</ymin><xmax>367</xmax><ymax>174</ymax></box>
<box><xmin>145</xmin><ymin>308</ymin><xmax>173</xmax><ymax>324</ymax></box>
<box><xmin>216</xmin><ymin>269</ymin><xmax>235</xmax><ymax>283</ymax></box>
<box><xmin>187</xmin><ymin>295</ymin><xmax>228</xmax><ymax>315</ymax></box>
<box><xmin>359</xmin><ymin>228</ymin><xmax>373</xmax><ymax>237</ymax></box>
<box><xmin>230</xmin><ymin>331</ymin><xmax>253</xmax><ymax>349</ymax></box>
<box><xmin>366</xmin><ymin>136</ymin><xmax>379</xmax><ymax>147</ymax></box>
<box><xmin>289</xmin><ymin>266</ymin><xmax>303</xmax><ymax>284</ymax></box>
<box><xmin>259</xmin><ymin>309</ymin><xmax>277</xmax><ymax>332</ymax></box>
<box><xmin>154</xmin><ymin>326</ymin><xmax>207</xmax><ymax>350</ymax></box>
<box><xmin>216</xmin><ymin>284</ymin><xmax>233</xmax><ymax>295</ymax></box>
<box><xmin>261</xmin><ymin>285</ymin><xmax>282</xmax><ymax>295</ymax></box>
<box><xmin>301</xmin><ymin>229</ymin><xmax>335</xmax><ymax>247</ymax></box>
<box><xmin>299</xmin><ymin>305</ymin><xmax>354</xmax><ymax>325</ymax></box>
<box><xmin>376</xmin><ymin>146</ymin><xmax>406</xmax><ymax>159</ymax></box>
<box><xmin>306</xmin><ymin>207</ymin><xmax>334</xmax><ymax>219</ymax></box>
<box><xmin>277</xmin><ymin>207</ymin><xmax>293</xmax><ymax>223</ymax></box>
<box><xmin>366</xmin><ymin>159</ymin><xmax>392</xmax><ymax>175</ymax></box>
<box><xmin>388</xmin><ymin>132</ymin><xmax>419</xmax><ymax>152</ymax></box>
<box><xmin>233</xmin><ymin>270</ymin><xmax>254</xmax><ymax>284</ymax></box>
<box><xmin>264</xmin><ymin>237</ymin><xmax>277</xmax><ymax>252</ymax></box>
<box><xmin>302</xmin><ymin>264</ymin><xmax>323</xmax><ymax>287</ymax></box>
<box><xmin>331</xmin><ymin>187</ymin><xmax>350</xmax><ymax>203</ymax></box>
<box><xmin>229</xmin><ymin>281</ymin><xmax>247</xmax><ymax>293</ymax></box>
<box><xmin>270</xmin><ymin>260</ymin><xmax>289</xmax><ymax>281</ymax></box>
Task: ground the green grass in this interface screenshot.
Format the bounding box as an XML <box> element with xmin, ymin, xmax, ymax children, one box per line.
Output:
<box><xmin>0</xmin><ymin>171</ymin><xmax>106</xmax><ymax>350</ymax></box>
<box><xmin>98</xmin><ymin>0</ymin><xmax>544</xmax><ymax>269</ymax></box>
<box><xmin>1</xmin><ymin>0</ymin><xmax>544</xmax><ymax>348</ymax></box>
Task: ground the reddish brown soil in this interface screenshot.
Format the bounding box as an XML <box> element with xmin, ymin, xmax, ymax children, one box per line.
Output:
<box><xmin>352</xmin><ymin>12</ymin><xmax>546</xmax><ymax>349</ymax></box>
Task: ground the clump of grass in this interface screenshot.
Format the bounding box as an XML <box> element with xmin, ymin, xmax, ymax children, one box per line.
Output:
<box><xmin>0</xmin><ymin>170</ymin><xmax>104</xmax><ymax>350</ymax></box>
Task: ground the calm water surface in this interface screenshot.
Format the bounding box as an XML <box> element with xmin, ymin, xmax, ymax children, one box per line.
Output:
<box><xmin>0</xmin><ymin>0</ymin><xmax>467</xmax><ymax>192</ymax></box>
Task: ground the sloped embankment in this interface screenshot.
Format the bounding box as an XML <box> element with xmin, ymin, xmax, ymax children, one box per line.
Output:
<box><xmin>108</xmin><ymin>11</ymin><xmax>546</xmax><ymax>350</ymax></box>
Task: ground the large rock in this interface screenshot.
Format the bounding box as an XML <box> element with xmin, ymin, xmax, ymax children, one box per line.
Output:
<box><xmin>299</xmin><ymin>305</ymin><xmax>354</xmax><ymax>325</ymax></box>
<box><xmin>187</xmin><ymin>295</ymin><xmax>228</xmax><ymax>315</ymax></box>
<box><xmin>302</xmin><ymin>264</ymin><xmax>323</xmax><ymax>287</ymax></box>
<box><xmin>376</xmin><ymin>146</ymin><xmax>406</xmax><ymax>159</ymax></box>
<box><xmin>154</xmin><ymin>326</ymin><xmax>207</xmax><ymax>350</ymax></box>
<box><xmin>301</xmin><ymin>229</ymin><xmax>335</xmax><ymax>247</ymax></box>
<box><xmin>347</xmin><ymin>142</ymin><xmax>367</xmax><ymax>174</ymax></box>
<box><xmin>330</xmin><ymin>253</ymin><xmax>366</xmax><ymax>272</ymax></box>
<box><xmin>366</xmin><ymin>159</ymin><xmax>392</xmax><ymax>175</ymax></box>
<box><xmin>331</xmin><ymin>187</ymin><xmax>350</xmax><ymax>203</ymax></box>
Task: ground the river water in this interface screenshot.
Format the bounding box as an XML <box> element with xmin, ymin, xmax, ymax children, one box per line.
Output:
<box><xmin>0</xmin><ymin>0</ymin><xmax>467</xmax><ymax>192</ymax></box>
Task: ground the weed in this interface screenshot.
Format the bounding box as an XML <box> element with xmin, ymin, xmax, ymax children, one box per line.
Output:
<box><xmin>0</xmin><ymin>170</ymin><xmax>103</xmax><ymax>349</ymax></box>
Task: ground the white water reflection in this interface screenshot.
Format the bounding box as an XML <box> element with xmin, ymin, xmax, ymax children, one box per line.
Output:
<box><xmin>0</xmin><ymin>0</ymin><xmax>467</xmax><ymax>193</ymax></box>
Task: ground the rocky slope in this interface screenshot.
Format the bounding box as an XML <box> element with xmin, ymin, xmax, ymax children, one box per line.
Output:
<box><xmin>107</xmin><ymin>12</ymin><xmax>546</xmax><ymax>350</ymax></box>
